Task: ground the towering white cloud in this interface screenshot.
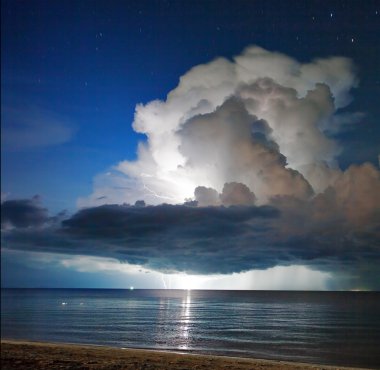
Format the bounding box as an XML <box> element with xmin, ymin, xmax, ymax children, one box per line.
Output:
<box><xmin>78</xmin><ymin>46</ymin><xmax>361</xmax><ymax>209</ymax></box>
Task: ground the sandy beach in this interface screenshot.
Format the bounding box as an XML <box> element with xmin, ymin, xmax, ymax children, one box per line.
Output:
<box><xmin>1</xmin><ymin>340</ymin><xmax>370</xmax><ymax>370</ymax></box>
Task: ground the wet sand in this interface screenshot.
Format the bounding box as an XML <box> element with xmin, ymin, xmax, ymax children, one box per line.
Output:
<box><xmin>0</xmin><ymin>340</ymin><xmax>369</xmax><ymax>370</ymax></box>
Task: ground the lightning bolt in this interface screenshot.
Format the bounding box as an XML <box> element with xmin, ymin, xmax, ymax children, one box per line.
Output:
<box><xmin>161</xmin><ymin>274</ymin><xmax>168</xmax><ymax>289</ymax></box>
<box><xmin>140</xmin><ymin>173</ymin><xmax>179</xmax><ymax>202</ymax></box>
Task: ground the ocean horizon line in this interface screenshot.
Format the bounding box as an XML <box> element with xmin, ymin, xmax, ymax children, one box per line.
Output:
<box><xmin>1</xmin><ymin>287</ymin><xmax>378</xmax><ymax>292</ymax></box>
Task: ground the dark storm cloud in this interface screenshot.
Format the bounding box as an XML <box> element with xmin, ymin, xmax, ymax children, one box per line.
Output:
<box><xmin>2</xmin><ymin>197</ymin><xmax>379</xmax><ymax>283</ymax></box>
<box><xmin>1</xmin><ymin>196</ymin><xmax>49</xmax><ymax>228</ymax></box>
<box><xmin>2</xmin><ymin>201</ymin><xmax>281</xmax><ymax>273</ymax></box>
<box><xmin>62</xmin><ymin>203</ymin><xmax>277</xmax><ymax>237</ymax></box>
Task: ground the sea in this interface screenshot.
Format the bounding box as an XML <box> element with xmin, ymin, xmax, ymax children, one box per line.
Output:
<box><xmin>1</xmin><ymin>289</ymin><xmax>380</xmax><ymax>368</ymax></box>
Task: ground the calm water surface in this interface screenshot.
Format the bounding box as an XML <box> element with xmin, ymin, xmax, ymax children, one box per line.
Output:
<box><xmin>1</xmin><ymin>289</ymin><xmax>380</xmax><ymax>368</ymax></box>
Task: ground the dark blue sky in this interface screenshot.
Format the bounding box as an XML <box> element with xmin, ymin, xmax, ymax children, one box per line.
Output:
<box><xmin>1</xmin><ymin>1</ymin><xmax>380</xmax><ymax>289</ymax></box>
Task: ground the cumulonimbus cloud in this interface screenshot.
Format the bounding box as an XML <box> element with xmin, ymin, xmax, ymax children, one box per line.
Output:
<box><xmin>77</xmin><ymin>46</ymin><xmax>359</xmax><ymax>208</ymax></box>
<box><xmin>1</xmin><ymin>46</ymin><xmax>379</xmax><ymax>289</ymax></box>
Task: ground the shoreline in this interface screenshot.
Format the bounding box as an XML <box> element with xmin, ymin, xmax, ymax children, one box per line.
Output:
<box><xmin>1</xmin><ymin>340</ymin><xmax>371</xmax><ymax>370</ymax></box>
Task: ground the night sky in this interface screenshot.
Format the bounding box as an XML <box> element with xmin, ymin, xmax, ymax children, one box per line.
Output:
<box><xmin>1</xmin><ymin>0</ymin><xmax>380</xmax><ymax>290</ymax></box>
